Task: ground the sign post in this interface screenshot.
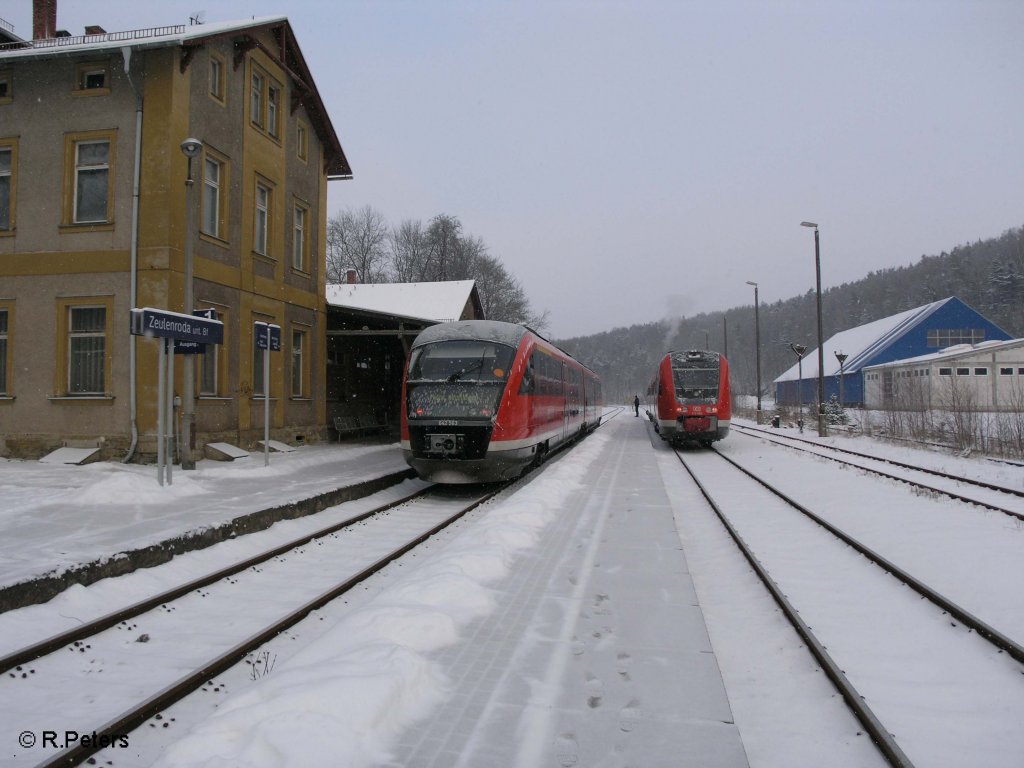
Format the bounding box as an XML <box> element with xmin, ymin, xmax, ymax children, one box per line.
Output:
<box><xmin>131</xmin><ymin>308</ymin><xmax>223</xmax><ymax>485</ymax></box>
<box><xmin>254</xmin><ymin>322</ymin><xmax>281</xmax><ymax>467</ymax></box>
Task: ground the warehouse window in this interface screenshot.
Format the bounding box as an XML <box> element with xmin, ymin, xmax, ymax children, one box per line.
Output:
<box><xmin>927</xmin><ymin>329</ymin><xmax>986</xmax><ymax>348</ymax></box>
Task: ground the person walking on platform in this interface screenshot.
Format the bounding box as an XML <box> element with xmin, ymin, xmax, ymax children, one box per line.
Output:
<box><xmin>633</xmin><ymin>394</ymin><xmax>640</xmax><ymax>417</ymax></box>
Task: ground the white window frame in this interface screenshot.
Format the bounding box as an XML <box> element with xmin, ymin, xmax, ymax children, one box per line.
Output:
<box><xmin>73</xmin><ymin>140</ymin><xmax>110</xmax><ymax>224</ymax></box>
<box><xmin>292</xmin><ymin>204</ymin><xmax>306</xmax><ymax>270</ymax></box>
<box><xmin>68</xmin><ymin>305</ymin><xmax>106</xmax><ymax>394</ymax></box>
<box><xmin>254</xmin><ymin>182</ymin><xmax>270</xmax><ymax>255</ymax></box>
<box><xmin>202</xmin><ymin>156</ymin><xmax>222</xmax><ymax>238</ymax></box>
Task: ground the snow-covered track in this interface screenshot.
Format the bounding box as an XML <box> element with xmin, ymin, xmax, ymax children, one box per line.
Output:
<box><xmin>6</xmin><ymin>486</ymin><xmax>508</xmax><ymax>768</ymax></box>
<box><xmin>733</xmin><ymin>423</ymin><xmax>1024</xmax><ymax>521</ymax></box>
<box><xmin>674</xmin><ymin>446</ymin><xmax>1024</xmax><ymax>767</ymax></box>
<box><xmin>0</xmin><ymin>484</ymin><xmax>430</xmax><ymax>677</ymax></box>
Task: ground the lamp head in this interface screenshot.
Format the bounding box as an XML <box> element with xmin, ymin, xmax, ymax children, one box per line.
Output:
<box><xmin>800</xmin><ymin>221</ymin><xmax>818</xmax><ymax>229</ymax></box>
<box><xmin>746</xmin><ymin>280</ymin><xmax>758</xmax><ymax>287</ymax></box>
<box><xmin>180</xmin><ymin>138</ymin><xmax>203</xmax><ymax>158</ymax></box>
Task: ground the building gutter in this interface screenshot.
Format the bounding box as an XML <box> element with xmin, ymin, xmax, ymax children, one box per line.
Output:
<box><xmin>121</xmin><ymin>45</ymin><xmax>142</xmax><ymax>462</ymax></box>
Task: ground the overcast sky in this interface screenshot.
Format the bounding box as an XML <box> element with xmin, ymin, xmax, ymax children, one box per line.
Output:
<box><xmin>7</xmin><ymin>0</ymin><xmax>1023</xmax><ymax>339</ymax></box>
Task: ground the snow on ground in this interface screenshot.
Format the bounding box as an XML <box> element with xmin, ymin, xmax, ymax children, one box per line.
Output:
<box><xmin>0</xmin><ymin>413</ymin><xmax>1021</xmax><ymax>766</ymax></box>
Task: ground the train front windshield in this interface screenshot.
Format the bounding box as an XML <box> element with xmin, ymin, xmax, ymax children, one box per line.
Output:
<box><xmin>406</xmin><ymin>340</ymin><xmax>516</xmax><ymax>419</ymax></box>
<box><xmin>671</xmin><ymin>353</ymin><xmax>720</xmax><ymax>403</ymax></box>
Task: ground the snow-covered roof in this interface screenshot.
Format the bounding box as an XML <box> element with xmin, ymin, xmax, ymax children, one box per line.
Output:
<box><xmin>0</xmin><ymin>17</ymin><xmax>287</xmax><ymax>60</ymax></box>
<box><xmin>862</xmin><ymin>338</ymin><xmax>1024</xmax><ymax>370</ymax></box>
<box><xmin>774</xmin><ymin>298</ymin><xmax>951</xmax><ymax>382</ymax></box>
<box><xmin>326</xmin><ymin>280</ymin><xmax>479</xmax><ymax>325</ymax></box>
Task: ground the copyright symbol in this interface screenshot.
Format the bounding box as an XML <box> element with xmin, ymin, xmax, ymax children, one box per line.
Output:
<box><xmin>19</xmin><ymin>731</ymin><xmax>35</xmax><ymax>748</ymax></box>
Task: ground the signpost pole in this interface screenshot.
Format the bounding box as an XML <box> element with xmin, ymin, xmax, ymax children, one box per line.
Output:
<box><xmin>131</xmin><ymin>307</ymin><xmax>223</xmax><ymax>485</ymax></box>
<box><xmin>157</xmin><ymin>338</ymin><xmax>166</xmax><ymax>486</ymax></box>
<box><xmin>166</xmin><ymin>339</ymin><xmax>174</xmax><ymax>486</ymax></box>
<box><xmin>264</xmin><ymin>323</ymin><xmax>271</xmax><ymax>467</ymax></box>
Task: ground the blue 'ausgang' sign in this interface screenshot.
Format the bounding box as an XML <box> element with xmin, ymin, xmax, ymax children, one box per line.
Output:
<box><xmin>130</xmin><ymin>307</ymin><xmax>224</xmax><ymax>345</ymax></box>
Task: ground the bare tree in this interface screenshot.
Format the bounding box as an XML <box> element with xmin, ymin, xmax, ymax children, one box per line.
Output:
<box><xmin>325</xmin><ymin>205</ymin><xmax>389</xmax><ymax>284</ymax></box>
<box><xmin>388</xmin><ymin>219</ymin><xmax>431</xmax><ymax>282</ymax></box>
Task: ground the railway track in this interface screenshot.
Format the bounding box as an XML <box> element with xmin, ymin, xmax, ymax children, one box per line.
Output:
<box><xmin>1</xmin><ymin>484</ymin><xmax>511</xmax><ymax>767</ymax></box>
<box><xmin>732</xmin><ymin>422</ymin><xmax>1024</xmax><ymax>521</ymax></box>
<box><xmin>674</xmin><ymin>446</ymin><xmax>1024</xmax><ymax>768</ymax></box>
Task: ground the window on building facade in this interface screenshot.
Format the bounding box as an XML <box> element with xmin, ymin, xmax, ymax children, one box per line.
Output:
<box><xmin>0</xmin><ymin>144</ymin><xmax>13</xmax><ymax>231</ymax></box>
<box><xmin>291</xmin><ymin>330</ymin><xmax>304</xmax><ymax>397</ymax></box>
<box><xmin>75</xmin><ymin>62</ymin><xmax>109</xmax><ymax>92</ymax></box>
<box><xmin>249</xmin><ymin>64</ymin><xmax>284</xmax><ymax>140</ymax></box>
<box><xmin>72</xmin><ymin>139</ymin><xmax>110</xmax><ymax>223</ymax></box>
<box><xmin>1000</xmin><ymin>367</ymin><xmax>1013</xmax><ymax>376</ymax></box>
<box><xmin>938</xmin><ymin>367</ymin><xmax>952</xmax><ymax>376</ymax></box>
<box><xmin>68</xmin><ymin>306</ymin><xmax>106</xmax><ymax>394</ymax></box>
<box><xmin>0</xmin><ymin>72</ymin><xmax>11</xmax><ymax>103</ymax></box>
<box><xmin>927</xmin><ymin>329</ymin><xmax>986</xmax><ymax>348</ymax></box>
<box><xmin>198</xmin><ymin>308</ymin><xmax>222</xmax><ymax>396</ymax></box>
<box><xmin>974</xmin><ymin>367</ymin><xmax>988</xmax><ymax>376</ymax></box>
<box><xmin>296</xmin><ymin>122</ymin><xmax>308</xmax><ymax>162</ymax></box>
<box><xmin>956</xmin><ymin>367</ymin><xmax>970</xmax><ymax>376</ymax></box>
<box><xmin>254</xmin><ymin>182</ymin><xmax>270</xmax><ymax>255</ymax></box>
<box><xmin>0</xmin><ymin>308</ymin><xmax>8</xmax><ymax>395</ymax></box>
<box><xmin>202</xmin><ymin>155</ymin><xmax>223</xmax><ymax>238</ymax></box>
<box><xmin>267</xmin><ymin>85</ymin><xmax>280</xmax><ymax>138</ymax></box>
<box><xmin>292</xmin><ymin>204</ymin><xmax>306</xmax><ymax>271</ymax></box>
<box><xmin>250</xmin><ymin>71</ymin><xmax>264</xmax><ymax>129</ymax></box>
<box><xmin>209</xmin><ymin>54</ymin><xmax>225</xmax><ymax>102</ymax></box>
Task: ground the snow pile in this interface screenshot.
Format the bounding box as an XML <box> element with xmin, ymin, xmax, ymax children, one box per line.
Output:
<box><xmin>154</xmin><ymin>432</ymin><xmax>610</xmax><ymax>767</ymax></box>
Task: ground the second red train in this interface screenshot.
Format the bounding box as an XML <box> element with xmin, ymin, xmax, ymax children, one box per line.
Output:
<box><xmin>645</xmin><ymin>349</ymin><xmax>731</xmax><ymax>446</ymax></box>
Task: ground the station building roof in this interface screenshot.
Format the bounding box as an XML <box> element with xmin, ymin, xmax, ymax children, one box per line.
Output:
<box><xmin>326</xmin><ymin>280</ymin><xmax>483</xmax><ymax>325</ymax></box>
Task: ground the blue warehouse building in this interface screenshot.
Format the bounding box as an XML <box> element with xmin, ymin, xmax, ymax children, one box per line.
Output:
<box><xmin>774</xmin><ymin>296</ymin><xmax>1012</xmax><ymax>408</ymax></box>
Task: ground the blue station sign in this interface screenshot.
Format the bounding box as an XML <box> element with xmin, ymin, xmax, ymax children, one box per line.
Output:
<box><xmin>130</xmin><ymin>307</ymin><xmax>224</xmax><ymax>345</ymax></box>
<box><xmin>254</xmin><ymin>321</ymin><xmax>281</xmax><ymax>352</ymax></box>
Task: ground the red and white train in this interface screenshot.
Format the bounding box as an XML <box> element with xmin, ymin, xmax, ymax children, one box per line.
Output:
<box><xmin>401</xmin><ymin>320</ymin><xmax>602</xmax><ymax>483</ymax></box>
<box><xmin>646</xmin><ymin>349</ymin><xmax>731</xmax><ymax>446</ymax></box>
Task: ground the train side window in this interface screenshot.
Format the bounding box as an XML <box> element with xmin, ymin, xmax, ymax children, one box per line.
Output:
<box><xmin>519</xmin><ymin>354</ymin><xmax>536</xmax><ymax>394</ymax></box>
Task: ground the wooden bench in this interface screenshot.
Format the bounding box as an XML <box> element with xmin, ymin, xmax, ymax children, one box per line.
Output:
<box><xmin>333</xmin><ymin>413</ymin><xmax>389</xmax><ymax>440</ymax></box>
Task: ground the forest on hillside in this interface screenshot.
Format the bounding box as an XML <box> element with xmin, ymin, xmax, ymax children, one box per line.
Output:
<box><xmin>558</xmin><ymin>225</ymin><xmax>1024</xmax><ymax>404</ymax></box>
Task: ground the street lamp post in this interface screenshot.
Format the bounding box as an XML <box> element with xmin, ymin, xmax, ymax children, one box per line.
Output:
<box><xmin>180</xmin><ymin>138</ymin><xmax>203</xmax><ymax>470</ymax></box>
<box><xmin>790</xmin><ymin>343</ymin><xmax>806</xmax><ymax>433</ymax></box>
<box><xmin>835</xmin><ymin>351</ymin><xmax>848</xmax><ymax>408</ymax></box>
<box><xmin>801</xmin><ymin>221</ymin><xmax>827</xmax><ymax>437</ymax></box>
<box><xmin>746</xmin><ymin>281</ymin><xmax>761</xmax><ymax>423</ymax></box>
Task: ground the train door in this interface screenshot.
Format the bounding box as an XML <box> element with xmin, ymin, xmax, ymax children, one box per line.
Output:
<box><xmin>565</xmin><ymin>362</ymin><xmax>573</xmax><ymax>442</ymax></box>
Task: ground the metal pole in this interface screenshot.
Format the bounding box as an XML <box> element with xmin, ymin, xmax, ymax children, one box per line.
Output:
<box><xmin>157</xmin><ymin>338</ymin><xmax>166</xmax><ymax>486</ymax></box>
<box><xmin>813</xmin><ymin>227</ymin><xmax>826</xmax><ymax>437</ymax></box>
<box><xmin>748</xmin><ymin>282</ymin><xmax>762</xmax><ymax>422</ymax></box>
<box><xmin>264</xmin><ymin>324</ymin><xmax>271</xmax><ymax>467</ymax></box>
<box><xmin>798</xmin><ymin>356</ymin><xmax>804</xmax><ymax>433</ymax></box>
<box><xmin>181</xmin><ymin>155</ymin><xmax>196</xmax><ymax>469</ymax></box>
<box><xmin>166</xmin><ymin>338</ymin><xmax>174</xmax><ymax>485</ymax></box>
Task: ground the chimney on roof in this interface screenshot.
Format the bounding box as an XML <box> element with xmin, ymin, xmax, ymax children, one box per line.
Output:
<box><xmin>32</xmin><ymin>0</ymin><xmax>56</xmax><ymax>40</ymax></box>
<box><xmin>345</xmin><ymin>269</ymin><xmax>359</xmax><ymax>284</ymax></box>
